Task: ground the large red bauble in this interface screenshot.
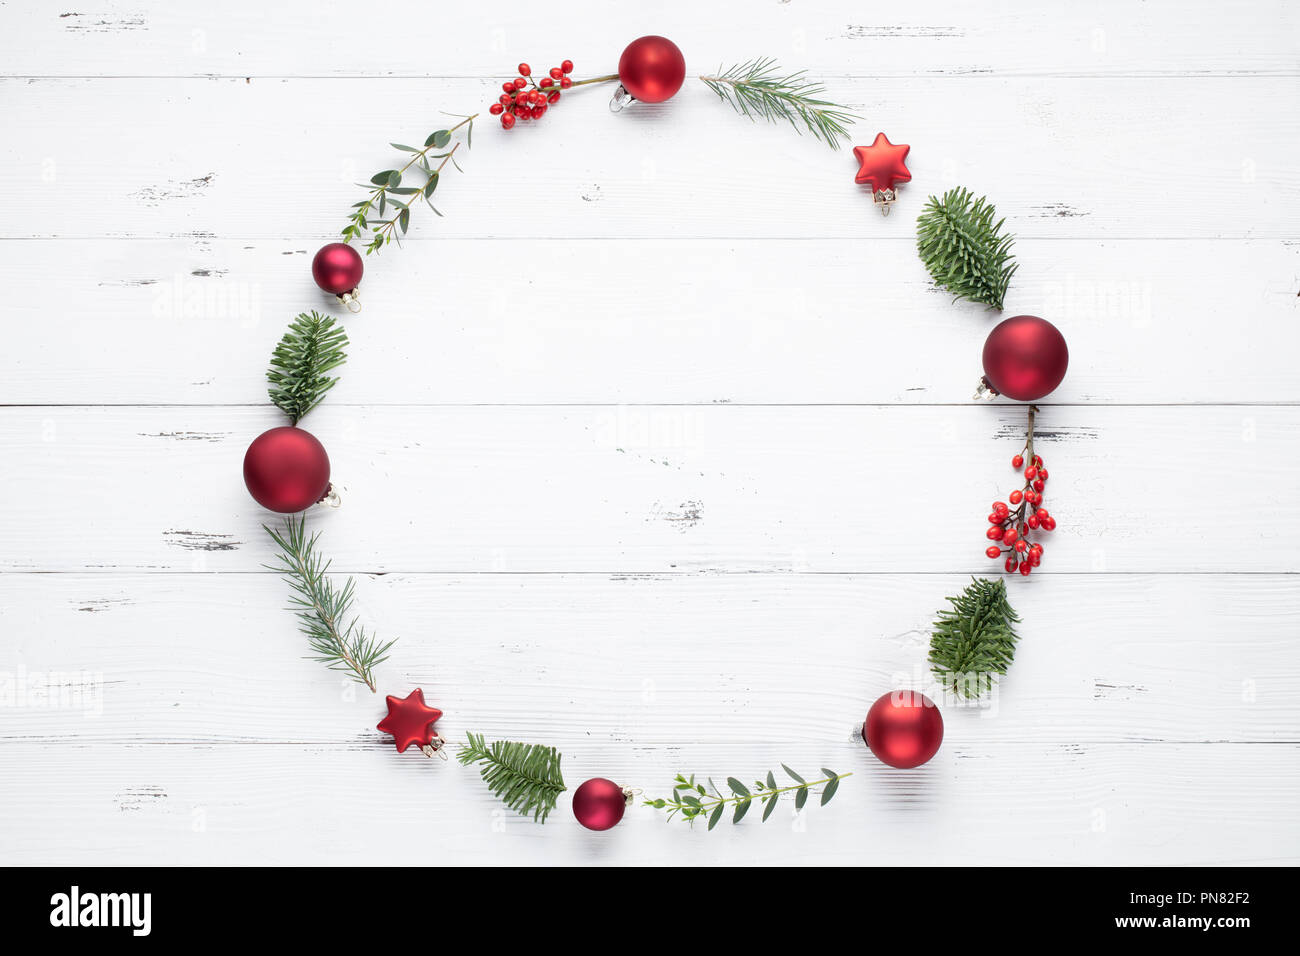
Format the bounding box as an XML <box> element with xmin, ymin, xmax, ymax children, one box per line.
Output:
<box><xmin>311</xmin><ymin>242</ymin><xmax>364</xmax><ymax>296</ymax></box>
<box><xmin>618</xmin><ymin>36</ymin><xmax>686</xmax><ymax>103</ymax></box>
<box><xmin>981</xmin><ymin>315</ymin><xmax>1069</xmax><ymax>401</ymax></box>
<box><xmin>572</xmin><ymin>777</ymin><xmax>628</xmax><ymax>831</ymax></box>
<box><xmin>862</xmin><ymin>691</ymin><xmax>943</xmax><ymax>769</ymax></box>
<box><xmin>242</xmin><ymin>426</ymin><xmax>331</xmax><ymax>513</ymax></box>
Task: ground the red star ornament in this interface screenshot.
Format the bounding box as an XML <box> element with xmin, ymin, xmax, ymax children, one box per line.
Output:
<box><xmin>853</xmin><ymin>132</ymin><xmax>911</xmax><ymax>215</ymax></box>
<box><xmin>377</xmin><ymin>688</ymin><xmax>444</xmax><ymax>754</ymax></box>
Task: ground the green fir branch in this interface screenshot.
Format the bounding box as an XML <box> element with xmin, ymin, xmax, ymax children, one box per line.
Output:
<box><xmin>929</xmin><ymin>577</ymin><xmax>1021</xmax><ymax>699</ymax></box>
<box><xmin>456</xmin><ymin>732</ymin><xmax>567</xmax><ymax>823</ymax></box>
<box><xmin>343</xmin><ymin>113</ymin><xmax>476</xmax><ymax>255</ymax></box>
<box><xmin>264</xmin><ymin>516</ymin><xmax>396</xmax><ymax>692</ymax></box>
<box><xmin>646</xmin><ymin>766</ymin><xmax>849</xmax><ymax>829</ymax></box>
<box><xmin>916</xmin><ymin>187</ymin><xmax>1018</xmax><ymax>310</ymax></box>
<box><xmin>698</xmin><ymin>58</ymin><xmax>857</xmax><ymax>149</ymax></box>
<box><xmin>266</xmin><ymin>311</ymin><xmax>349</xmax><ymax>424</ymax></box>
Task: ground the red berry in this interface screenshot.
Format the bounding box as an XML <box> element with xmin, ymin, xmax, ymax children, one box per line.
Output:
<box><xmin>1033</xmin><ymin>479</ymin><xmax>1045</xmax><ymax>492</ymax></box>
<box><xmin>1035</xmin><ymin>507</ymin><xmax>1049</xmax><ymax>519</ymax></box>
<box><xmin>993</xmin><ymin>500</ymin><xmax>1009</xmax><ymax>513</ymax></box>
<box><xmin>560</xmin><ymin>76</ymin><xmax>573</xmax><ymax>89</ymax></box>
<box><xmin>1012</xmin><ymin>454</ymin><xmax>1024</xmax><ymax>469</ymax></box>
<box><xmin>548</xmin><ymin>90</ymin><xmax>561</xmax><ymax>103</ymax></box>
<box><xmin>500</xmin><ymin>113</ymin><xmax>516</xmax><ymax>129</ymax></box>
<box><xmin>1019</xmin><ymin>562</ymin><xmax>1032</xmax><ymax>576</ymax></box>
<box><xmin>1034</xmin><ymin>456</ymin><xmax>1044</xmax><ymax>467</ymax></box>
<box><xmin>986</xmin><ymin>526</ymin><xmax>1003</xmax><ymax>541</ymax></box>
<box><xmin>1003</xmin><ymin>528</ymin><xmax>1019</xmax><ymax>545</ymax></box>
<box><xmin>1027</xmin><ymin>515</ymin><xmax>1040</xmax><ymax>529</ymax></box>
<box><xmin>986</xmin><ymin>546</ymin><xmax>1001</xmax><ymax>559</ymax></box>
<box><xmin>1030</xmin><ymin>492</ymin><xmax>1043</xmax><ymax>506</ymax></box>
<box><xmin>549</xmin><ymin>67</ymin><xmax>563</xmax><ymax>79</ymax></box>
<box><xmin>987</xmin><ymin>513</ymin><xmax>1001</xmax><ymax>525</ymax></box>
<box><xmin>1029</xmin><ymin>551</ymin><xmax>1041</xmax><ymax>567</ymax></box>
<box><xmin>489</xmin><ymin>103</ymin><xmax>504</xmax><ymax>115</ymax></box>
<box><xmin>1042</xmin><ymin>516</ymin><xmax>1057</xmax><ymax>530</ymax></box>
<box><xmin>1038</xmin><ymin>469</ymin><xmax>1049</xmax><ymax>481</ymax></box>
<box><xmin>502</xmin><ymin>81</ymin><xmax>515</xmax><ymax>93</ymax></box>
<box><xmin>540</xmin><ymin>77</ymin><xmax>554</xmax><ymax>88</ymax></box>
<box><xmin>1009</xmin><ymin>490</ymin><xmax>1023</xmax><ymax>504</ymax></box>
<box><xmin>515</xmin><ymin>92</ymin><xmax>529</xmax><ymax>105</ymax></box>
<box><xmin>1014</xmin><ymin>539</ymin><xmax>1028</xmax><ymax>553</ymax></box>
<box><xmin>1024</xmin><ymin>466</ymin><xmax>1038</xmax><ymax>481</ymax></box>
<box><xmin>562</xmin><ymin>59</ymin><xmax>574</xmax><ymax>73</ymax></box>
<box><xmin>536</xmin><ymin>104</ymin><xmax>548</xmax><ymax>117</ymax></box>
<box><xmin>1005</xmin><ymin>557</ymin><xmax>1018</xmax><ymax>573</ymax></box>
<box><xmin>513</xmin><ymin>77</ymin><xmax>527</xmax><ymax>90</ymax></box>
<box><xmin>518</xmin><ymin>63</ymin><xmax>531</xmax><ymax>76</ymax></box>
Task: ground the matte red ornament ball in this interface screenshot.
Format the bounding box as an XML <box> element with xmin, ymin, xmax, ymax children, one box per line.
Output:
<box><xmin>311</xmin><ymin>242</ymin><xmax>364</xmax><ymax>296</ymax></box>
<box><xmin>572</xmin><ymin>777</ymin><xmax>628</xmax><ymax>831</ymax></box>
<box><xmin>862</xmin><ymin>690</ymin><xmax>944</xmax><ymax>769</ymax></box>
<box><xmin>242</xmin><ymin>426</ymin><xmax>331</xmax><ymax>513</ymax></box>
<box><xmin>981</xmin><ymin>315</ymin><xmax>1069</xmax><ymax>402</ymax></box>
<box><xmin>617</xmin><ymin>35</ymin><xmax>686</xmax><ymax>103</ymax></box>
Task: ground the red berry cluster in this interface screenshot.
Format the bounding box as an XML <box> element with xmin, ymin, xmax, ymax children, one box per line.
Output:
<box><xmin>984</xmin><ymin>448</ymin><xmax>1057</xmax><ymax>577</ymax></box>
<box><xmin>490</xmin><ymin>61</ymin><xmax>575</xmax><ymax>129</ymax></box>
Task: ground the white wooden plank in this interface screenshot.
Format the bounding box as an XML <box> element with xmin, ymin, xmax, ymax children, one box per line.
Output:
<box><xmin>2</xmin><ymin>76</ymin><xmax>1296</xmax><ymax>240</ymax></box>
<box><xmin>0</xmin><ymin>741</ymin><xmax>1293</xmax><ymax>865</ymax></box>
<box><xmin>2</xmin><ymin>1</ymin><xmax>1295</xmax><ymax>78</ymax></box>
<box><xmin>1</xmin><ymin>405</ymin><xmax>1296</xmax><ymax>573</ymax></box>
<box><xmin>6</xmin><ymin>238</ymin><xmax>1298</xmax><ymax>406</ymax></box>
<box><xmin>1</xmin><ymin>573</ymin><xmax>1294</xmax><ymax>745</ymax></box>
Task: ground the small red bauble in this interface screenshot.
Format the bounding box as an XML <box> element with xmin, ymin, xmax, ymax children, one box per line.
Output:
<box><xmin>311</xmin><ymin>242</ymin><xmax>364</xmax><ymax>299</ymax></box>
<box><xmin>862</xmin><ymin>690</ymin><xmax>943</xmax><ymax>769</ymax></box>
<box><xmin>376</xmin><ymin>688</ymin><xmax>444</xmax><ymax>753</ymax></box>
<box><xmin>980</xmin><ymin>315</ymin><xmax>1069</xmax><ymax>401</ymax></box>
<box><xmin>242</xmin><ymin>426</ymin><xmax>331</xmax><ymax>513</ymax></box>
<box><xmin>617</xmin><ymin>36</ymin><xmax>686</xmax><ymax>103</ymax></box>
<box><xmin>572</xmin><ymin>777</ymin><xmax>628</xmax><ymax>831</ymax></box>
<box><xmin>852</xmin><ymin>132</ymin><xmax>911</xmax><ymax>213</ymax></box>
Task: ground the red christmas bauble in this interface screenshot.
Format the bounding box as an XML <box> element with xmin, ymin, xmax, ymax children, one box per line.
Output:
<box><xmin>981</xmin><ymin>315</ymin><xmax>1069</xmax><ymax>401</ymax></box>
<box><xmin>618</xmin><ymin>36</ymin><xmax>686</xmax><ymax>103</ymax></box>
<box><xmin>243</xmin><ymin>426</ymin><xmax>331</xmax><ymax>513</ymax></box>
<box><xmin>311</xmin><ymin>242</ymin><xmax>364</xmax><ymax>296</ymax></box>
<box><xmin>862</xmin><ymin>690</ymin><xmax>943</xmax><ymax>769</ymax></box>
<box><xmin>572</xmin><ymin>777</ymin><xmax>628</xmax><ymax>831</ymax></box>
<box><xmin>376</xmin><ymin>688</ymin><xmax>444</xmax><ymax>753</ymax></box>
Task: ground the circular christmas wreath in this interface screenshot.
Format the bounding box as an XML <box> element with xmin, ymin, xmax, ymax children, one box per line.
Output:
<box><xmin>241</xmin><ymin>36</ymin><xmax>1069</xmax><ymax>831</ymax></box>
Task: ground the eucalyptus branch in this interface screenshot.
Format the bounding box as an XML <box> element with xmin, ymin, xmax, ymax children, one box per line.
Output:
<box><xmin>343</xmin><ymin>113</ymin><xmax>477</xmax><ymax>254</ymax></box>
<box><xmin>264</xmin><ymin>516</ymin><xmax>395</xmax><ymax>692</ymax></box>
<box><xmin>266</xmin><ymin>311</ymin><xmax>348</xmax><ymax>424</ymax></box>
<box><xmin>646</xmin><ymin>766</ymin><xmax>850</xmax><ymax>829</ymax></box>
<box><xmin>699</xmin><ymin>59</ymin><xmax>857</xmax><ymax>149</ymax></box>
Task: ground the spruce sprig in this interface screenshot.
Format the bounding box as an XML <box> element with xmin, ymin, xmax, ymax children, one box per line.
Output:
<box><xmin>646</xmin><ymin>766</ymin><xmax>849</xmax><ymax>829</ymax></box>
<box><xmin>343</xmin><ymin>113</ymin><xmax>476</xmax><ymax>255</ymax></box>
<box><xmin>266</xmin><ymin>311</ymin><xmax>349</xmax><ymax>424</ymax></box>
<box><xmin>264</xmin><ymin>516</ymin><xmax>396</xmax><ymax>693</ymax></box>
<box><xmin>929</xmin><ymin>577</ymin><xmax>1021</xmax><ymax>699</ymax></box>
<box><xmin>457</xmin><ymin>732</ymin><xmax>567</xmax><ymax>823</ymax></box>
<box><xmin>699</xmin><ymin>59</ymin><xmax>857</xmax><ymax>149</ymax></box>
<box><xmin>916</xmin><ymin>187</ymin><xmax>1018</xmax><ymax>310</ymax></box>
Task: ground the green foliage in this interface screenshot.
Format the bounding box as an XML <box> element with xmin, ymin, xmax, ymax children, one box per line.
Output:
<box><xmin>699</xmin><ymin>58</ymin><xmax>857</xmax><ymax>149</ymax></box>
<box><xmin>916</xmin><ymin>187</ymin><xmax>1018</xmax><ymax>310</ymax></box>
<box><xmin>343</xmin><ymin>115</ymin><xmax>474</xmax><ymax>254</ymax></box>
<box><xmin>929</xmin><ymin>577</ymin><xmax>1021</xmax><ymax>699</ymax></box>
<box><xmin>266</xmin><ymin>311</ymin><xmax>348</xmax><ymax>424</ymax></box>
<box><xmin>264</xmin><ymin>516</ymin><xmax>395</xmax><ymax>692</ymax></box>
<box><xmin>645</xmin><ymin>766</ymin><xmax>849</xmax><ymax>830</ymax></box>
<box><xmin>457</xmin><ymin>732</ymin><xmax>567</xmax><ymax>823</ymax></box>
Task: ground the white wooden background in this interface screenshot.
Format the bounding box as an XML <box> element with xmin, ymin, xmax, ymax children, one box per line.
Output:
<box><xmin>1</xmin><ymin>1</ymin><xmax>1297</xmax><ymax>866</ymax></box>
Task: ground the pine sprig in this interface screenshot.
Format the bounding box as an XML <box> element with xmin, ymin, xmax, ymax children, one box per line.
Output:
<box><xmin>646</xmin><ymin>766</ymin><xmax>849</xmax><ymax>829</ymax></box>
<box><xmin>916</xmin><ymin>187</ymin><xmax>1018</xmax><ymax>310</ymax></box>
<box><xmin>266</xmin><ymin>311</ymin><xmax>349</xmax><ymax>424</ymax></box>
<box><xmin>457</xmin><ymin>732</ymin><xmax>567</xmax><ymax>823</ymax></box>
<box><xmin>343</xmin><ymin>113</ymin><xmax>476</xmax><ymax>255</ymax></box>
<box><xmin>929</xmin><ymin>577</ymin><xmax>1021</xmax><ymax>699</ymax></box>
<box><xmin>264</xmin><ymin>516</ymin><xmax>396</xmax><ymax>692</ymax></box>
<box><xmin>699</xmin><ymin>58</ymin><xmax>857</xmax><ymax>149</ymax></box>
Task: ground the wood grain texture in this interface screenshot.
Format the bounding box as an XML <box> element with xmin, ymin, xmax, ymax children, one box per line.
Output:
<box><xmin>1</xmin><ymin>2</ymin><xmax>1298</xmax><ymax>866</ymax></box>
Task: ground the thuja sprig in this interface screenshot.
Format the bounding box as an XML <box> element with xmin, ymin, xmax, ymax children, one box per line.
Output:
<box><xmin>343</xmin><ymin>113</ymin><xmax>477</xmax><ymax>254</ymax></box>
<box><xmin>264</xmin><ymin>516</ymin><xmax>396</xmax><ymax>692</ymax></box>
<box><xmin>699</xmin><ymin>59</ymin><xmax>858</xmax><ymax>149</ymax></box>
<box><xmin>266</xmin><ymin>311</ymin><xmax>348</xmax><ymax>424</ymax></box>
<box><xmin>457</xmin><ymin>732</ymin><xmax>567</xmax><ymax>823</ymax></box>
<box><xmin>916</xmin><ymin>187</ymin><xmax>1018</xmax><ymax>310</ymax></box>
<box><xmin>929</xmin><ymin>577</ymin><xmax>1021</xmax><ymax>699</ymax></box>
<box><xmin>646</xmin><ymin>766</ymin><xmax>850</xmax><ymax>829</ymax></box>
